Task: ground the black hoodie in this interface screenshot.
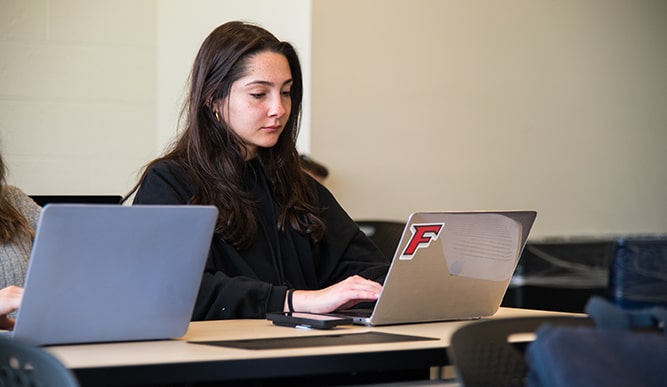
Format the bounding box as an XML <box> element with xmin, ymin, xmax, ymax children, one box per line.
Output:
<box><xmin>133</xmin><ymin>159</ymin><xmax>389</xmax><ymax>320</ymax></box>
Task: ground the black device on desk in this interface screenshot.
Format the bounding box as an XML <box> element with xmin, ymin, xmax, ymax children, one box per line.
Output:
<box><xmin>267</xmin><ymin>312</ymin><xmax>353</xmax><ymax>329</ymax></box>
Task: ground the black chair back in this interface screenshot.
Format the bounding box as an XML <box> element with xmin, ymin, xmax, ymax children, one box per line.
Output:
<box><xmin>356</xmin><ymin>220</ymin><xmax>405</xmax><ymax>260</ymax></box>
<box><xmin>448</xmin><ymin>316</ymin><xmax>593</xmax><ymax>387</ymax></box>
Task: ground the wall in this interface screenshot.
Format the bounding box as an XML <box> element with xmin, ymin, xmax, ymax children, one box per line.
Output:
<box><xmin>156</xmin><ymin>0</ymin><xmax>311</xmax><ymax>155</ymax></box>
<box><xmin>0</xmin><ymin>0</ymin><xmax>156</xmax><ymax>195</ymax></box>
<box><xmin>311</xmin><ymin>0</ymin><xmax>667</xmax><ymax>238</ymax></box>
<box><xmin>0</xmin><ymin>0</ymin><xmax>311</xmax><ymax>196</ymax></box>
<box><xmin>2</xmin><ymin>1</ymin><xmax>665</xmax><ymax>239</ymax></box>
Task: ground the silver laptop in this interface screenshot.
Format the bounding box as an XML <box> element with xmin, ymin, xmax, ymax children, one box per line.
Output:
<box><xmin>2</xmin><ymin>204</ymin><xmax>217</xmax><ymax>346</ymax></box>
<box><xmin>337</xmin><ymin>210</ymin><xmax>537</xmax><ymax>326</ymax></box>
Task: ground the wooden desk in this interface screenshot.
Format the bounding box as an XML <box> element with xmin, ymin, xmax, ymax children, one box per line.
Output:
<box><xmin>46</xmin><ymin>308</ymin><xmax>575</xmax><ymax>386</ymax></box>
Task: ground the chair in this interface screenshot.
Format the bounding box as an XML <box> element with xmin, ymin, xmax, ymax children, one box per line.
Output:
<box><xmin>447</xmin><ymin>316</ymin><xmax>593</xmax><ymax>387</ymax></box>
<box><xmin>356</xmin><ymin>220</ymin><xmax>406</xmax><ymax>260</ymax></box>
<box><xmin>0</xmin><ymin>337</ymin><xmax>80</xmax><ymax>387</ymax></box>
<box><xmin>608</xmin><ymin>236</ymin><xmax>667</xmax><ymax>309</ymax></box>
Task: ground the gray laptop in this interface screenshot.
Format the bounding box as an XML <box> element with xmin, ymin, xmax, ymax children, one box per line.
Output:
<box><xmin>337</xmin><ymin>210</ymin><xmax>537</xmax><ymax>326</ymax></box>
<box><xmin>2</xmin><ymin>204</ymin><xmax>217</xmax><ymax>346</ymax></box>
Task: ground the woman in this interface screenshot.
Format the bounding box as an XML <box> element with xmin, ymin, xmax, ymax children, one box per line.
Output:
<box><xmin>126</xmin><ymin>21</ymin><xmax>389</xmax><ymax>320</ymax></box>
<box><xmin>0</xmin><ymin>152</ymin><xmax>41</xmax><ymax>291</ymax></box>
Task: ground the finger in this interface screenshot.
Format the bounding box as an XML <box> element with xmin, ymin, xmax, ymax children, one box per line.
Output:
<box><xmin>344</xmin><ymin>276</ymin><xmax>383</xmax><ymax>290</ymax></box>
<box><xmin>349</xmin><ymin>281</ymin><xmax>382</xmax><ymax>295</ymax></box>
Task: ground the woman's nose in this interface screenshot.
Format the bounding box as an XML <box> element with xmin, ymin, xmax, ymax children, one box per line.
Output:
<box><xmin>268</xmin><ymin>95</ymin><xmax>286</xmax><ymax>117</ymax></box>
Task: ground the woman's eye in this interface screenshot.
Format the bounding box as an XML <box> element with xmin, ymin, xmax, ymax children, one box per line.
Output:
<box><xmin>281</xmin><ymin>90</ymin><xmax>291</xmax><ymax>97</ymax></box>
<box><xmin>250</xmin><ymin>93</ymin><xmax>265</xmax><ymax>99</ymax></box>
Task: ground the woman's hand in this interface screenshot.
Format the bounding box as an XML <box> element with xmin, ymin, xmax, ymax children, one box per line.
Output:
<box><xmin>286</xmin><ymin>275</ymin><xmax>382</xmax><ymax>314</ymax></box>
<box><xmin>0</xmin><ymin>285</ymin><xmax>23</xmax><ymax>330</ymax></box>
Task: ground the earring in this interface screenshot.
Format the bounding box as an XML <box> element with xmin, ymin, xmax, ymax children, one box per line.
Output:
<box><xmin>214</xmin><ymin>111</ymin><xmax>221</xmax><ymax>122</ymax></box>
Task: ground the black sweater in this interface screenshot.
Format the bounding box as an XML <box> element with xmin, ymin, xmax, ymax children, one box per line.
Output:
<box><xmin>133</xmin><ymin>159</ymin><xmax>389</xmax><ymax>320</ymax></box>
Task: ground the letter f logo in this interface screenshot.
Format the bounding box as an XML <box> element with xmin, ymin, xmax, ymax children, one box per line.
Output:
<box><xmin>399</xmin><ymin>223</ymin><xmax>445</xmax><ymax>260</ymax></box>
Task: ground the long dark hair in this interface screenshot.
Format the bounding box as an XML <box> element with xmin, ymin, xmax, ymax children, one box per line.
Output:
<box><xmin>126</xmin><ymin>21</ymin><xmax>325</xmax><ymax>248</ymax></box>
<box><xmin>0</xmin><ymin>153</ymin><xmax>34</xmax><ymax>243</ymax></box>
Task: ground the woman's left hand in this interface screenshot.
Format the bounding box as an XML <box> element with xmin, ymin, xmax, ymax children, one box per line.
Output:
<box><xmin>288</xmin><ymin>275</ymin><xmax>382</xmax><ymax>314</ymax></box>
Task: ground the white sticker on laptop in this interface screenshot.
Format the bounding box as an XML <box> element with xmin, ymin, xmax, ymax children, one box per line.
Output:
<box><xmin>444</xmin><ymin>213</ymin><xmax>521</xmax><ymax>281</ymax></box>
<box><xmin>400</xmin><ymin>213</ymin><xmax>521</xmax><ymax>281</ymax></box>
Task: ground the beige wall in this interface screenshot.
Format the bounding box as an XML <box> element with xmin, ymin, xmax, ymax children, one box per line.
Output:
<box><xmin>156</xmin><ymin>0</ymin><xmax>312</xmax><ymax>155</ymax></box>
<box><xmin>0</xmin><ymin>0</ymin><xmax>156</xmax><ymax>195</ymax></box>
<box><xmin>0</xmin><ymin>0</ymin><xmax>310</xmax><ymax>196</ymax></box>
<box><xmin>311</xmin><ymin>0</ymin><xmax>667</xmax><ymax>238</ymax></box>
<box><xmin>2</xmin><ymin>1</ymin><xmax>665</xmax><ymax>239</ymax></box>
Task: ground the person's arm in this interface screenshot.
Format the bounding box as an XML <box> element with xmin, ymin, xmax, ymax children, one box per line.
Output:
<box><xmin>133</xmin><ymin>161</ymin><xmax>286</xmax><ymax>320</ymax></box>
<box><xmin>0</xmin><ymin>286</ymin><xmax>23</xmax><ymax>330</ymax></box>
<box><xmin>284</xmin><ymin>180</ymin><xmax>390</xmax><ymax>314</ymax></box>
<box><xmin>316</xmin><ymin>180</ymin><xmax>390</xmax><ymax>282</ymax></box>
<box><xmin>286</xmin><ymin>275</ymin><xmax>383</xmax><ymax>314</ymax></box>
<box><xmin>194</xmin><ymin>268</ymin><xmax>287</xmax><ymax>320</ymax></box>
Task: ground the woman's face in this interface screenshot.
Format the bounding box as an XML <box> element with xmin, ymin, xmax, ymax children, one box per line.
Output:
<box><xmin>217</xmin><ymin>51</ymin><xmax>293</xmax><ymax>159</ymax></box>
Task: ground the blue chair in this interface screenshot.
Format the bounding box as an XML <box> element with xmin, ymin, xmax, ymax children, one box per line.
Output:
<box><xmin>0</xmin><ymin>337</ymin><xmax>80</xmax><ymax>387</ymax></box>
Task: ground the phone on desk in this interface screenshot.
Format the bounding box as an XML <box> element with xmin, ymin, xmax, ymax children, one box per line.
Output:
<box><xmin>266</xmin><ymin>312</ymin><xmax>353</xmax><ymax>329</ymax></box>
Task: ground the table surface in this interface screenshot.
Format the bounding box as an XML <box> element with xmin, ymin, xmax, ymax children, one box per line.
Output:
<box><xmin>46</xmin><ymin>307</ymin><xmax>577</xmax><ymax>385</ymax></box>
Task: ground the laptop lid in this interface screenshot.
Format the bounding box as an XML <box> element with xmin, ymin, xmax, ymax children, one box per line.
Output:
<box><xmin>8</xmin><ymin>204</ymin><xmax>217</xmax><ymax>346</ymax></box>
<box><xmin>359</xmin><ymin>210</ymin><xmax>536</xmax><ymax>326</ymax></box>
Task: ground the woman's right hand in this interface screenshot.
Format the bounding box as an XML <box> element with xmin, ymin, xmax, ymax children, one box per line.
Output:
<box><xmin>285</xmin><ymin>275</ymin><xmax>382</xmax><ymax>314</ymax></box>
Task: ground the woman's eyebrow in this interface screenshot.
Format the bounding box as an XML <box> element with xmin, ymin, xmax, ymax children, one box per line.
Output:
<box><xmin>244</xmin><ymin>79</ymin><xmax>293</xmax><ymax>87</ymax></box>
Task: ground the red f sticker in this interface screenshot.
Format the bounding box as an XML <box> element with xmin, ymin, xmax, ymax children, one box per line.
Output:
<box><xmin>399</xmin><ymin>223</ymin><xmax>444</xmax><ymax>260</ymax></box>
